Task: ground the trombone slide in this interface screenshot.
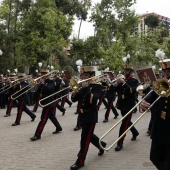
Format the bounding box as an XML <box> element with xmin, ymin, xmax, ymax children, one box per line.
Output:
<box><xmin>11</xmin><ymin>84</ymin><xmax>33</xmax><ymax>100</ymax></box>
<box><xmin>99</xmin><ymin>90</ymin><xmax>154</xmax><ymax>151</ymax></box>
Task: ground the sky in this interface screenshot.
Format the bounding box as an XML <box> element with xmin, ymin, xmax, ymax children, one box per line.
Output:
<box><xmin>72</xmin><ymin>0</ymin><xmax>170</xmax><ymax>39</ymax></box>
<box><xmin>0</xmin><ymin>0</ymin><xmax>170</xmax><ymax>39</ymax></box>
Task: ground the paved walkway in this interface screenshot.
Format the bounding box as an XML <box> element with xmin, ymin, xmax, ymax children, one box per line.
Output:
<box><xmin>0</xmin><ymin>99</ymin><xmax>156</xmax><ymax>170</ymax></box>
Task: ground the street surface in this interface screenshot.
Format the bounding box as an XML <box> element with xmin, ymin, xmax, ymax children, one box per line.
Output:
<box><xmin>0</xmin><ymin>98</ymin><xmax>156</xmax><ymax>170</ymax></box>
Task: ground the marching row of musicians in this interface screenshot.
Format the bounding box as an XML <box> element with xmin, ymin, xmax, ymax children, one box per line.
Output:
<box><xmin>0</xmin><ymin>59</ymin><xmax>170</xmax><ymax>170</ymax></box>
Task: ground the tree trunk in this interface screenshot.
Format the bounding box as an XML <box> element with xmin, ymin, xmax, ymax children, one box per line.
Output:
<box><xmin>78</xmin><ymin>19</ymin><xmax>83</xmax><ymax>40</ymax></box>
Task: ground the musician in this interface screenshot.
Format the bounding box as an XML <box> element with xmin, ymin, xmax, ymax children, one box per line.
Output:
<box><xmin>31</xmin><ymin>74</ymin><xmax>42</xmax><ymax>112</ymax></box>
<box><xmin>140</xmin><ymin>59</ymin><xmax>170</xmax><ymax>170</ymax></box>
<box><xmin>103</xmin><ymin>76</ymin><xmax>119</xmax><ymax>123</ymax></box>
<box><xmin>53</xmin><ymin>74</ymin><xmax>66</xmax><ymax>116</ymax></box>
<box><xmin>60</xmin><ymin>73</ymin><xmax>72</xmax><ymax>109</ymax></box>
<box><xmin>97</xmin><ymin>80</ymin><xmax>108</xmax><ymax>111</ymax></box>
<box><xmin>73</xmin><ymin>83</ymin><xmax>82</xmax><ymax>131</ymax></box>
<box><xmin>4</xmin><ymin>73</ymin><xmax>19</xmax><ymax>117</ymax></box>
<box><xmin>0</xmin><ymin>74</ymin><xmax>6</xmax><ymax>109</ymax></box>
<box><xmin>12</xmin><ymin>73</ymin><xmax>36</xmax><ymax>126</ymax></box>
<box><xmin>115</xmin><ymin>65</ymin><xmax>139</xmax><ymax>151</ymax></box>
<box><xmin>30</xmin><ymin>69</ymin><xmax>62</xmax><ymax>141</ymax></box>
<box><xmin>70</xmin><ymin>66</ymin><xmax>107</xmax><ymax>170</ymax></box>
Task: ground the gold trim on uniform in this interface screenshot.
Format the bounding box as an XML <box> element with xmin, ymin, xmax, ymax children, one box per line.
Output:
<box><xmin>161</xmin><ymin>111</ymin><xmax>166</xmax><ymax>120</ymax></box>
<box><xmin>90</xmin><ymin>93</ymin><xmax>93</xmax><ymax>104</ymax></box>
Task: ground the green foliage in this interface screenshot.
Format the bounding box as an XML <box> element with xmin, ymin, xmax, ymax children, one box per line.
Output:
<box><xmin>144</xmin><ymin>14</ymin><xmax>160</xmax><ymax>28</ymax></box>
<box><xmin>0</xmin><ymin>0</ymin><xmax>74</xmax><ymax>73</ymax></box>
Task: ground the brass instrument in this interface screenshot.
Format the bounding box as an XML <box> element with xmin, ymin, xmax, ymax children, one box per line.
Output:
<box><xmin>11</xmin><ymin>71</ymin><xmax>58</xmax><ymax>100</ymax></box>
<box><xmin>11</xmin><ymin>83</ymin><xmax>33</xmax><ymax>100</ymax></box>
<box><xmin>110</xmin><ymin>74</ymin><xmax>125</xmax><ymax>84</ymax></box>
<box><xmin>0</xmin><ymin>78</ymin><xmax>27</xmax><ymax>94</ymax></box>
<box><xmin>39</xmin><ymin>74</ymin><xmax>107</xmax><ymax>108</ymax></box>
<box><xmin>30</xmin><ymin>70</ymin><xmax>59</xmax><ymax>86</ymax></box>
<box><xmin>99</xmin><ymin>78</ymin><xmax>170</xmax><ymax>151</ymax></box>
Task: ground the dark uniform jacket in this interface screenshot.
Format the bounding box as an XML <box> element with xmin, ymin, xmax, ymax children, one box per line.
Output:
<box><xmin>61</xmin><ymin>79</ymin><xmax>70</xmax><ymax>95</ymax></box>
<box><xmin>144</xmin><ymin>91</ymin><xmax>170</xmax><ymax>144</ymax></box>
<box><xmin>106</xmin><ymin>84</ymin><xmax>117</xmax><ymax>100</ymax></box>
<box><xmin>38</xmin><ymin>79</ymin><xmax>55</xmax><ymax>108</ymax></box>
<box><xmin>14</xmin><ymin>81</ymin><xmax>29</xmax><ymax>101</ymax></box>
<box><xmin>0</xmin><ymin>82</ymin><xmax>6</xmax><ymax>94</ymax></box>
<box><xmin>116</xmin><ymin>77</ymin><xmax>139</xmax><ymax>111</ymax></box>
<box><xmin>71</xmin><ymin>83</ymin><xmax>102</xmax><ymax>123</ymax></box>
<box><xmin>54</xmin><ymin>78</ymin><xmax>63</xmax><ymax>98</ymax></box>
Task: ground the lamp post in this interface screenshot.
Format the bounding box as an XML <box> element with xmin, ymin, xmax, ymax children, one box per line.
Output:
<box><xmin>0</xmin><ymin>49</ymin><xmax>3</xmax><ymax>73</ymax></box>
<box><xmin>38</xmin><ymin>62</ymin><xmax>42</xmax><ymax>72</ymax></box>
<box><xmin>50</xmin><ymin>66</ymin><xmax>54</xmax><ymax>70</ymax></box>
<box><xmin>14</xmin><ymin>68</ymin><xmax>18</xmax><ymax>74</ymax></box>
<box><xmin>126</xmin><ymin>53</ymin><xmax>131</xmax><ymax>64</ymax></box>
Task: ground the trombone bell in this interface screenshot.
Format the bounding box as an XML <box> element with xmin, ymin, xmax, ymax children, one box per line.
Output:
<box><xmin>153</xmin><ymin>79</ymin><xmax>170</xmax><ymax>97</ymax></box>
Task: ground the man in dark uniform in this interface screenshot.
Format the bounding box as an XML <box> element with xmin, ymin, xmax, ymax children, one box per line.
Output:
<box><xmin>53</xmin><ymin>74</ymin><xmax>66</xmax><ymax>116</ymax></box>
<box><xmin>115</xmin><ymin>65</ymin><xmax>139</xmax><ymax>151</ymax></box>
<box><xmin>60</xmin><ymin>74</ymin><xmax>72</xmax><ymax>109</ymax></box>
<box><xmin>0</xmin><ymin>74</ymin><xmax>6</xmax><ymax>109</ymax></box>
<box><xmin>30</xmin><ymin>69</ymin><xmax>62</xmax><ymax>141</ymax></box>
<box><xmin>11</xmin><ymin>73</ymin><xmax>36</xmax><ymax>126</ymax></box>
<box><xmin>103</xmin><ymin>80</ymin><xmax>119</xmax><ymax>122</ymax></box>
<box><xmin>31</xmin><ymin>74</ymin><xmax>42</xmax><ymax>112</ymax></box>
<box><xmin>70</xmin><ymin>66</ymin><xmax>107</xmax><ymax>170</ymax></box>
<box><xmin>140</xmin><ymin>59</ymin><xmax>170</xmax><ymax>170</ymax></box>
<box><xmin>4</xmin><ymin>73</ymin><xmax>18</xmax><ymax>117</ymax></box>
<box><xmin>97</xmin><ymin>80</ymin><xmax>108</xmax><ymax>110</ymax></box>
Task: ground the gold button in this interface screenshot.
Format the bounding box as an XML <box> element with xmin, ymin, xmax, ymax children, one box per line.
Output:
<box><xmin>165</xmin><ymin>106</ymin><xmax>167</xmax><ymax>109</ymax></box>
<box><xmin>165</xmin><ymin>100</ymin><xmax>168</xmax><ymax>103</ymax></box>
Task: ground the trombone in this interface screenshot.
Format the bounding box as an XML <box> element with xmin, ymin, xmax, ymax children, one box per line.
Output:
<box><xmin>11</xmin><ymin>70</ymin><xmax>58</xmax><ymax>100</ymax></box>
<box><xmin>39</xmin><ymin>74</ymin><xmax>107</xmax><ymax>108</ymax></box>
<box><xmin>99</xmin><ymin>78</ymin><xmax>170</xmax><ymax>151</ymax></box>
<box><xmin>0</xmin><ymin>78</ymin><xmax>26</xmax><ymax>94</ymax></box>
<box><xmin>105</xmin><ymin>74</ymin><xmax>125</xmax><ymax>85</ymax></box>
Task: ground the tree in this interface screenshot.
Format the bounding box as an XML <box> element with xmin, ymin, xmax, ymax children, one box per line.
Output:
<box><xmin>144</xmin><ymin>14</ymin><xmax>159</xmax><ymax>28</ymax></box>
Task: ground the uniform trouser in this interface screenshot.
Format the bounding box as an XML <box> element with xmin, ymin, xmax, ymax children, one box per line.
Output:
<box><xmin>76</xmin><ymin>123</ymin><xmax>105</xmax><ymax>165</ymax></box>
<box><xmin>29</xmin><ymin>92</ymin><xmax>35</xmax><ymax>105</ymax></box>
<box><xmin>104</xmin><ymin>98</ymin><xmax>118</xmax><ymax>120</ymax></box>
<box><xmin>76</xmin><ymin>113</ymin><xmax>82</xmax><ymax>128</ymax></box>
<box><xmin>15</xmin><ymin>100</ymin><xmax>35</xmax><ymax>124</ymax></box>
<box><xmin>61</xmin><ymin>95</ymin><xmax>72</xmax><ymax>108</ymax></box>
<box><xmin>6</xmin><ymin>99</ymin><xmax>18</xmax><ymax>115</ymax></box>
<box><xmin>118</xmin><ymin>110</ymin><xmax>138</xmax><ymax>146</ymax></box>
<box><xmin>75</xmin><ymin>103</ymin><xmax>81</xmax><ymax>128</ymax></box>
<box><xmin>32</xmin><ymin>96</ymin><xmax>40</xmax><ymax>112</ymax></box>
<box><xmin>97</xmin><ymin>91</ymin><xmax>107</xmax><ymax>110</ymax></box>
<box><xmin>35</xmin><ymin>107</ymin><xmax>62</xmax><ymax>137</ymax></box>
<box><xmin>148</xmin><ymin>111</ymin><xmax>154</xmax><ymax>132</ymax></box>
<box><xmin>150</xmin><ymin>139</ymin><xmax>170</xmax><ymax>170</ymax></box>
<box><xmin>53</xmin><ymin>96</ymin><xmax>65</xmax><ymax>116</ymax></box>
<box><xmin>0</xmin><ymin>93</ymin><xmax>6</xmax><ymax>108</ymax></box>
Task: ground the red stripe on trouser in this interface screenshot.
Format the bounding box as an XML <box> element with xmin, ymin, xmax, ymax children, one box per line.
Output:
<box><xmin>16</xmin><ymin>100</ymin><xmax>24</xmax><ymax>124</ymax></box>
<box><xmin>33</xmin><ymin>97</ymin><xmax>40</xmax><ymax>111</ymax></box>
<box><xmin>61</xmin><ymin>96</ymin><xmax>66</xmax><ymax>107</ymax></box>
<box><xmin>79</xmin><ymin>123</ymin><xmax>94</xmax><ymax>165</ymax></box>
<box><xmin>119</xmin><ymin>113</ymin><xmax>132</xmax><ymax>145</ymax></box>
<box><xmin>6</xmin><ymin>99</ymin><xmax>13</xmax><ymax>115</ymax></box>
<box><xmin>106</xmin><ymin>98</ymin><xmax>114</xmax><ymax>119</ymax></box>
<box><xmin>97</xmin><ymin>94</ymin><xmax>105</xmax><ymax>109</ymax></box>
<box><xmin>36</xmin><ymin>108</ymin><xmax>49</xmax><ymax>137</ymax></box>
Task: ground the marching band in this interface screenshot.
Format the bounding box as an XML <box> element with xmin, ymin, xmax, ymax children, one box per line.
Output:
<box><xmin>0</xmin><ymin>57</ymin><xmax>170</xmax><ymax>170</ymax></box>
